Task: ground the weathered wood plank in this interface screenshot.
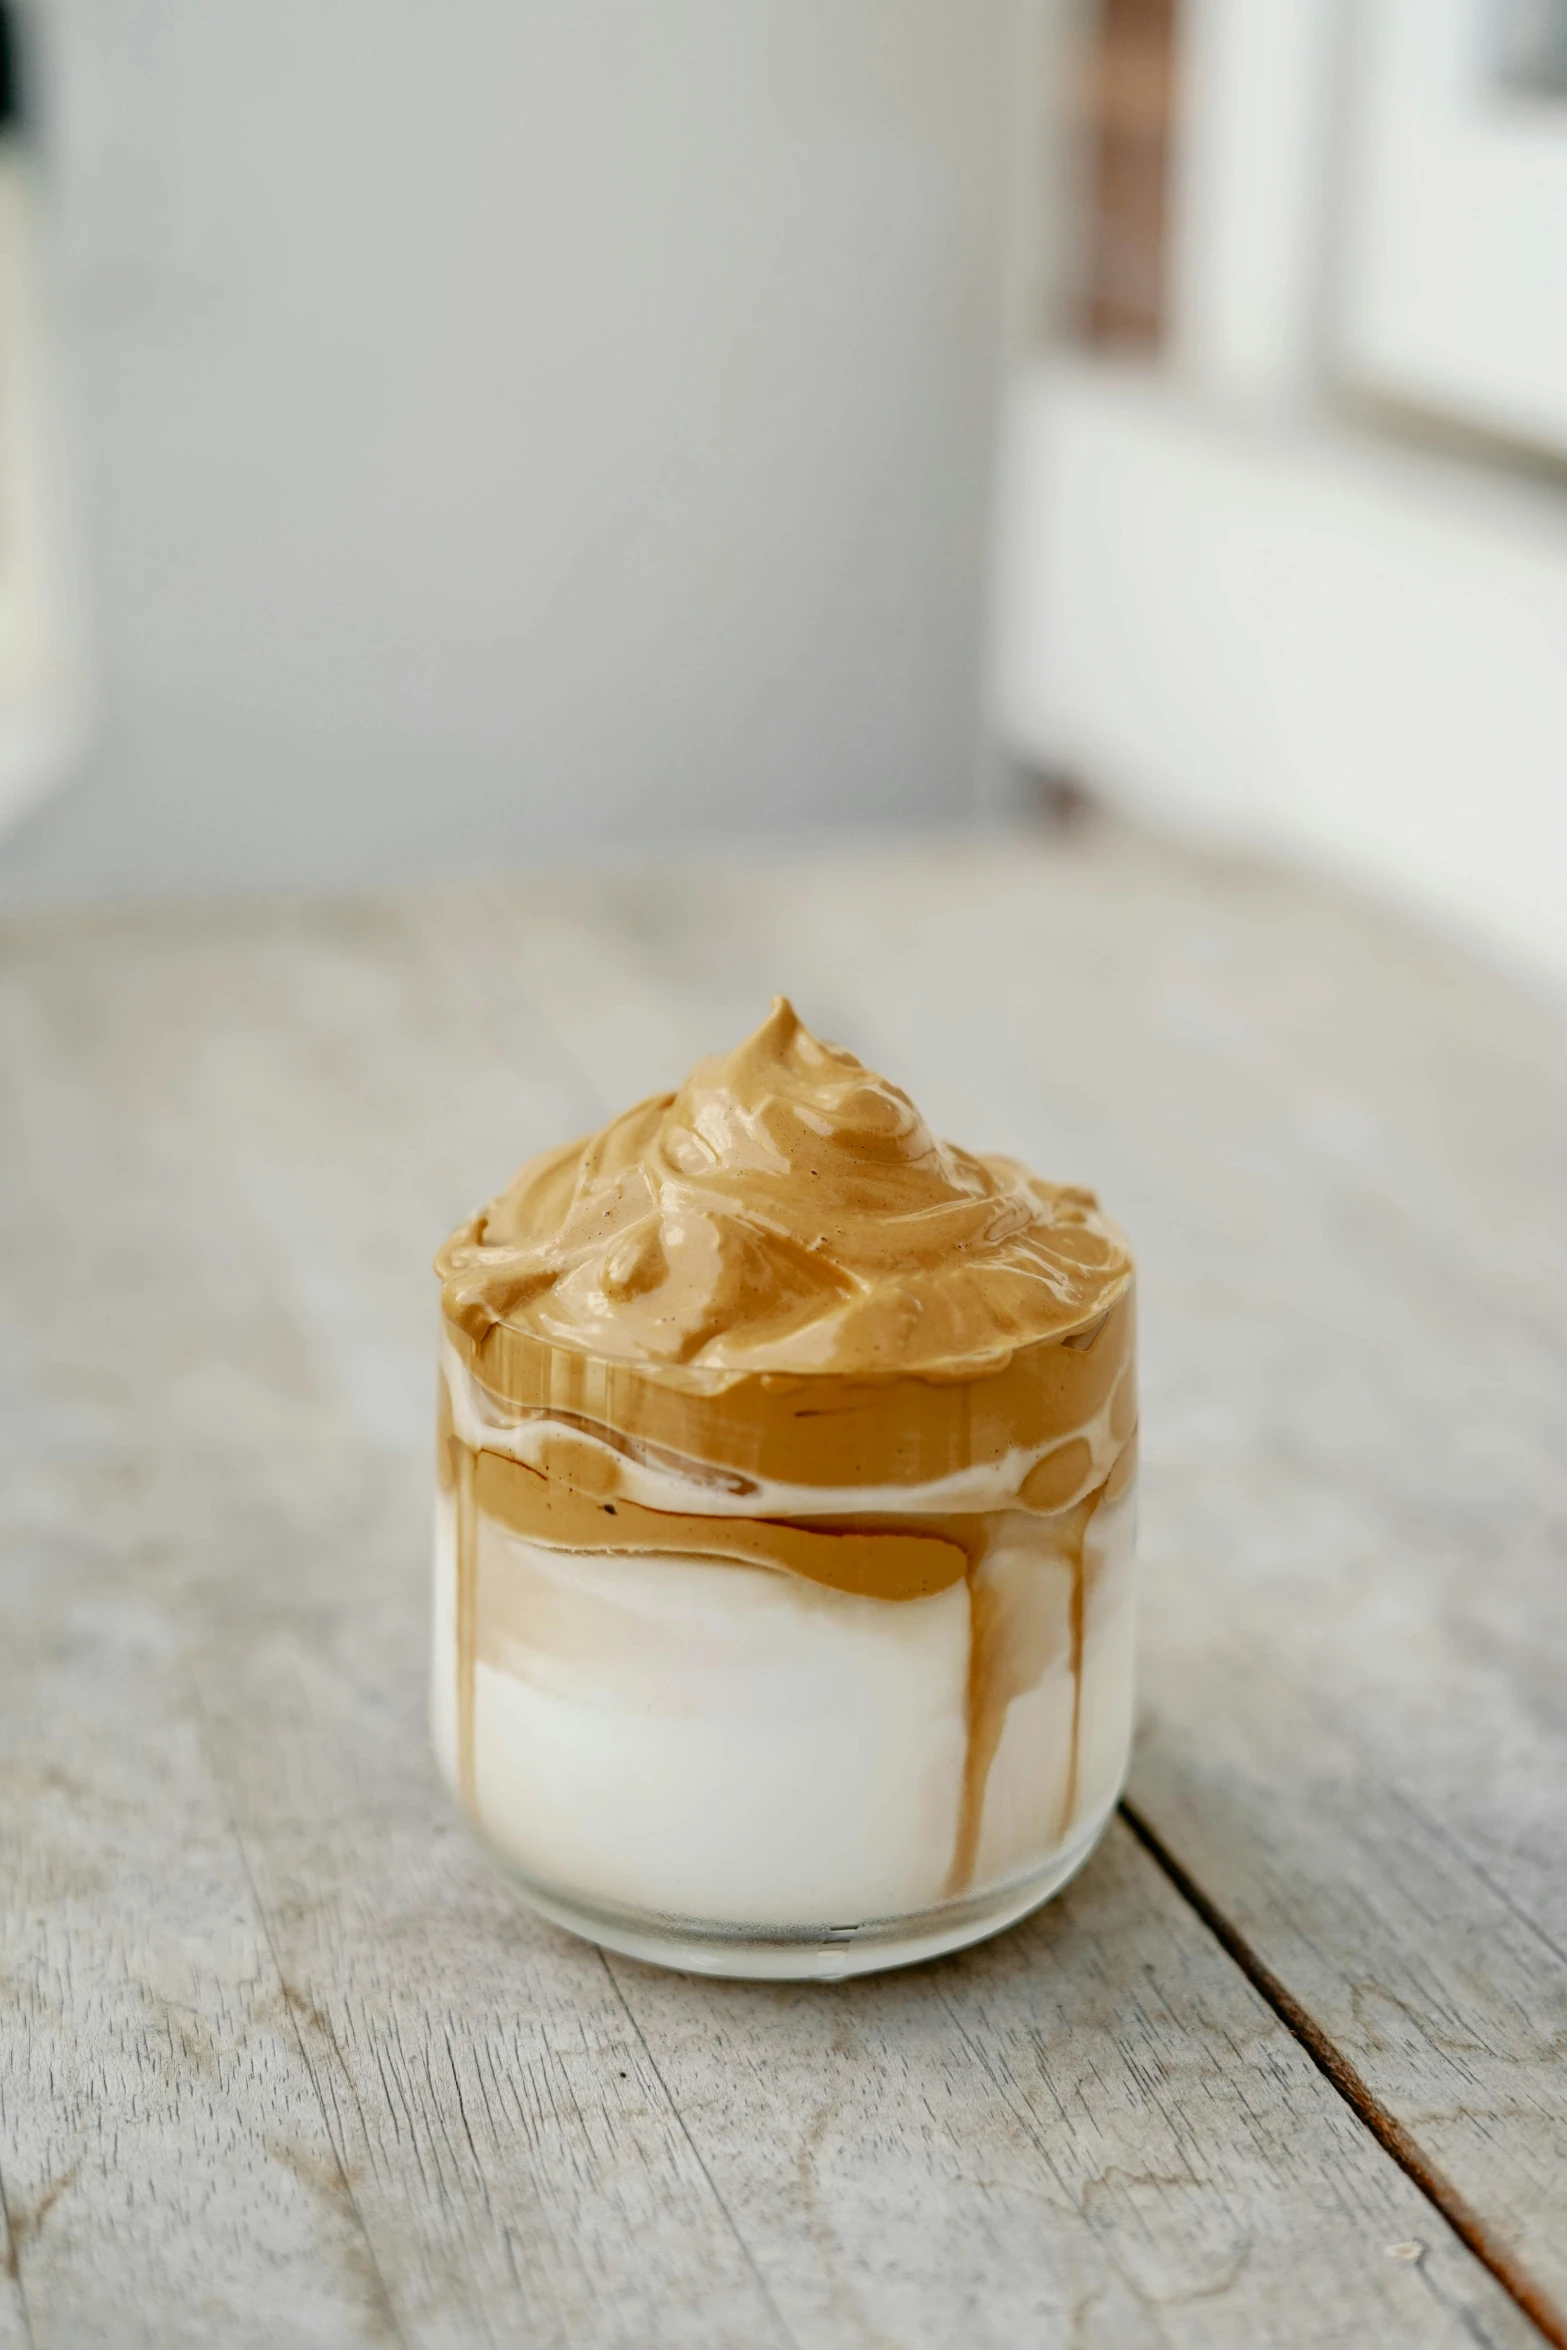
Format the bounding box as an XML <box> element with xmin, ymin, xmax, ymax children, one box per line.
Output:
<box><xmin>0</xmin><ymin>1540</ymin><xmax>401</xmax><ymax>2350</ymax></box>
<box><xmin>170</xmin><ymin>1406</ymin><xmax>1529</xmax><ymax>2346</ymax></box>
<box><xmin>534</xmin><ymin>831</ymin><xmax>1567</xmax><ymax>2325</ymax></box>
<box><xmin>0</xmin><ymin>910</ymin><xmax>792</xmax><ymax>2350</ymax></box>
<box><xmin>604</xmin><ymin>1820</ymin><xmax>1539</xmax><ymax>2350</ymax></box>
<box><xmin>0</xmin><ymin>944</ymin><xmax>398</xmax><ymax>2350</ymax></box>
<box><xmin>190</xmin><ymin>1511</ymin><xmax>802</xmax><ymax>2350</ymax></box>
<box><xmin>4</xmin><ymin>835</ymin><xmax>1565</xmax><ymax>2345</ymax></box>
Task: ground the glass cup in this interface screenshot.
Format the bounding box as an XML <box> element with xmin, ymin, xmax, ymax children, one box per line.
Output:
<box><xmin>432</xmin><ymin>1297</ymin><xmax>1136</xmax><ymax>1979</ymax></box>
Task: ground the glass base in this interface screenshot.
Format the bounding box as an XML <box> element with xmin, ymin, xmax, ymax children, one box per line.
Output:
<box><xmin>468</xmin><ymin>1797</ymin><xmax>1119</xmax><ymax>1980</ymax></box>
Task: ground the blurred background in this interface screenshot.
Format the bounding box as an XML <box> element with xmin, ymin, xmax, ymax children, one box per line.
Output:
<box><xmin>0</xmin><ymin>0</ymin><xmax>1561</xmax><ymax>990</ymax></box>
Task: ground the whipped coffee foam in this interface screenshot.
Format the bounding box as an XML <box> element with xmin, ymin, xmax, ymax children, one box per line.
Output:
<box><xmin>436</xmin><ymin>998</ymin><xmax>1135</xmax><ymax>1493</ymax></box>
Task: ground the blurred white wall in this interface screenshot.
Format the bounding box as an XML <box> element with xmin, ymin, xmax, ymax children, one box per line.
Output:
<box><xmin>996</xmin><ymin>0</ymin><xmax>1567</xmax><ymax>1000</ymax></box>
<box><xmin>0</xmin><ymin>0</ymin><xmax>1024</xmax><ymax>903</ymax></box>
<box><xmin>995</xmin><ymin>355</ymin><xmax>1567</xmax><ymax>995</ymax></box>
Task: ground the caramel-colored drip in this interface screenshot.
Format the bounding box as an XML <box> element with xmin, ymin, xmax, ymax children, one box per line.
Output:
<box><xmin>1053</xmin><ymin>1428</ymin><xmax>1134</xmax><ymax>1856</ymax></box>
<box><xmin>438</xmin><ymin>1372</ymin><xmax>480</xmax><ymax>1808</ymax></box>
<box><xmin>944</xmin><ymin>1483</ymin><xmax>1106</xmax><ymax>1901</ymax></box>
<box><xmin>445</xmin><ymin>1412</ymin><xmax>1134</xmax><ymax>1891</ymax></box>
<box><xmin>1058</xmin><ymin>1539</ymin><xmax>1086</xmax><ymax>1847</ymax></box>
<box><xmin>466</xmin><ymin>1441</ymin><xmax>973</xmax><ymax>1604</ymax></box>
<box><xmin>436</xmin><ymin>1370</ymin><xmax>457</xmax><ymax>1493</ymax></box>
<box><xmin>946</xmin><ymin>1564</ymin><xmax>1007</xmax><ymax>1901</ymax></box>
<box><xmin>455</xmin><ymin>1442</ymin><xmax>479</xmax><ymax>1811</ymax></box>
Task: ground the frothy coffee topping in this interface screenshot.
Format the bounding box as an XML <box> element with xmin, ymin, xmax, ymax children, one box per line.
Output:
<box><xmin>439</xmin><ymin>999</ymin><xmax>1130</xmax><ymax>1378</ymax></box>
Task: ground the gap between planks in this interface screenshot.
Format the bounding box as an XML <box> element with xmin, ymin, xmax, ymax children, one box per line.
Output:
<box><xmin>1120</xmin><ymin>1800</ymin><xmax>1567</xmax><ymax>2350</ymax></box>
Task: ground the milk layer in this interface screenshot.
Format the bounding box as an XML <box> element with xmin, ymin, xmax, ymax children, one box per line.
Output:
<box><xmin>433</xmin><ymin>1482</ymin><xmax>1134</xmax><ymax>1926</ymax></box>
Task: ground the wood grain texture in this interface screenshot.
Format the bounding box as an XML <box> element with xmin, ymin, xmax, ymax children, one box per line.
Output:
<box><xmin>0</xmin><ymin>827</ymin><xmax>1563</xmax><ymax>2345</ymax></box>
<box><xmin>534</xmin><ymin>830</ymin><xmax>1567</xmax><ymax>2325</ymax></box>
<box><xmin>0</xmin><ymin>935</ymin><xmax>398</xmax><ymax>2350</ymax></box>
<box><xmin>603</xmin><ymin>1821</ymin><xmax>1536</xmax><ymax>2350</ymax></box>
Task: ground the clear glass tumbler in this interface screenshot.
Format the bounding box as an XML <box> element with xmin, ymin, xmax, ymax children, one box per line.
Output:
<box><xmin>431</xmin><ymin>1293</ymin><xmax>1136</xmax><ymax>1979</ymax></box>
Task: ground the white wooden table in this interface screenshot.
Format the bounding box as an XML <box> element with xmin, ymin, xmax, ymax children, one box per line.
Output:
<box><xmin>2</xmin><ymin>825</ymin><xmax>1564</xmax><ymax>2350</ymax></box>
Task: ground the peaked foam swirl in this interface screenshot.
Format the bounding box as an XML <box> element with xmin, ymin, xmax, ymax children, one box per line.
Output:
<box><xmin>437</xmin><ymin>999</ymin><xmax>1131</xmax><ymax>1379</ymax></box>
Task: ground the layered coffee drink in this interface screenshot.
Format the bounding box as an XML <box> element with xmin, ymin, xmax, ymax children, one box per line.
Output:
<box><xmin>433</xmin><ymin>1001</ymin><xmax>1136</xmax><ymax>1976</ymax></box>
